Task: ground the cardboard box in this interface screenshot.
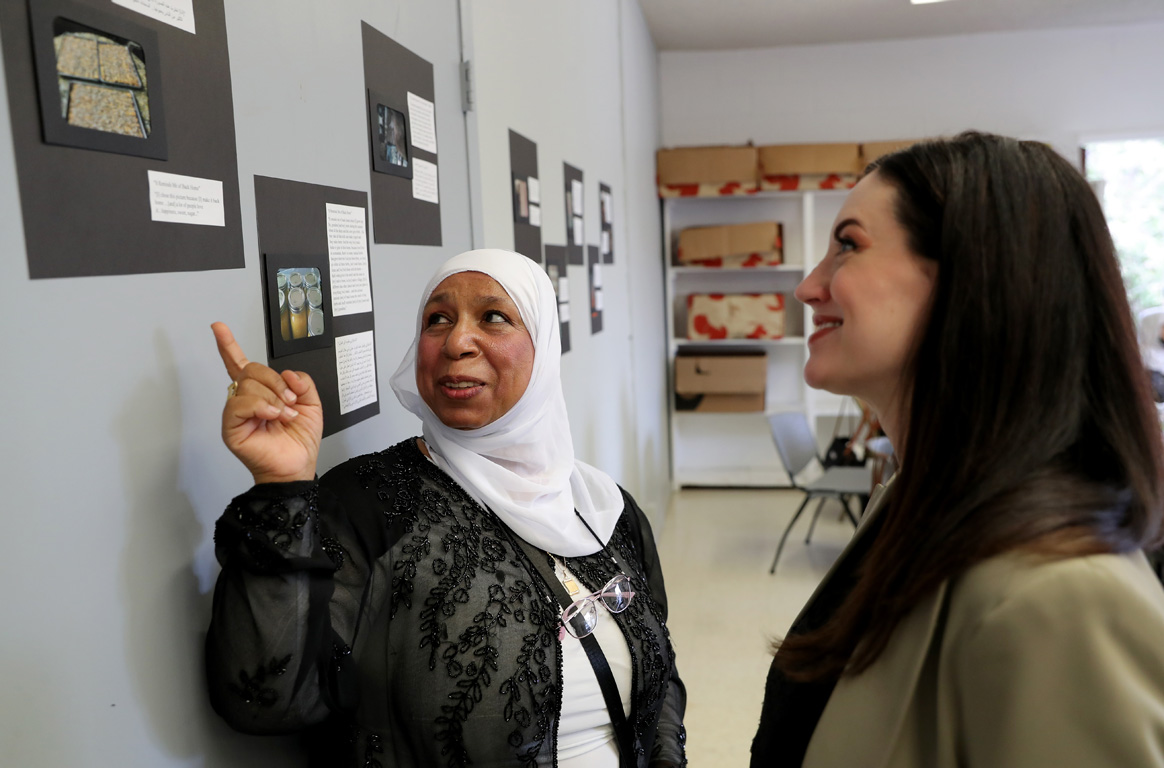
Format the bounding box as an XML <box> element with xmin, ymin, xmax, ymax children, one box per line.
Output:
<box><xmin>687</xmin><ymin>293</ymin><xmax>786</xmax><ymax>340</ymax></box>
<box><xmin>657</xmin><ymin>145</ymin><xmax>758</xmax><ymax>186</ymax></box>
<box><xmin>675</xmin><ymin>352</ymin><xmax>766</xmax><ymax>412</ymax></box>
<box><xmin>759</xmin><ymin>143</ymin><xmax>864</xmax><ymax>176</ymax></box>
<box><xmin>861</xmin><ymin>139</ymin><xmax>924</xmax><ymax>165</ymax></box>
<box><xmin>677</xmin><ymin>222</ymin><xmax>782</xmax><ymax>265</ymax></box>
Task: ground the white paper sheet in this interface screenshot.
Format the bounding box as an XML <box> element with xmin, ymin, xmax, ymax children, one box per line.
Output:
<box><xmin>148</xmin><ymin>171</ymin><xmax>224</xmax><ymax>226</ymax></box>
<box><xmin>595</xmin><ymin>288</ymin><xmax>604</xmax><ymax>311</ymax></box>
<box><xmin>528</xmin><ymin>204</ymin><xmax>541</xmax><ymax>227</ymax></box>
<box><xmin>571</xmin><ymin>180</ymin><xmax>584</xmax><ymax>215</ymax></box>
<box><xmin>602</xmin><ymin>191</ymin><xmax>613</xmax><ymax>224</ymax></box>
<box><xmin>412</xmin><ymin>158</ymin><xmax>439</xmax><ymax>204</ymax></box>
<box><xmin>572</xmin><ymin>215</ymin><xmax>583</xmax><ymax>246</ymax></box>
<box><xmin>113</xmin><ymin>0</ymin><xmax>195</xmax><ymax>34</ymax></box>
<box><xmin>558</xmin><ymin>302</ymin><xmax>570</xmax><ymax>323</ymax></box>
<box><xmin>600</xmin><ymin>230</ymin><xmax>610</xmax><ymax>255</ymax></box>
<box><xmin>528</xmin><ymin>177</ymin><xmax>540</xmax><ymax>204</ymax></box>
<box><xmin>558</xmin><ymin>276</ymin><xmax>569</xmax><ymax>296</ymax></box>
<box><xmin>406</xmin><ymin>92</ymin><xmax>437</xmax><ymax>154</ymax></box>
<box><xmin>335</xmin><ymin>331</ymin><xmax>378</xmax><ymax>415</ymax></box>
<box><xmin>326</xmin><ymin>203</ymin><xmax>373</xmax><ymax>316</ymax></box>
<box><xmin>591</xmin><ymin>264</ymin><xmax>602</xmax><ymax>288</ymax></box>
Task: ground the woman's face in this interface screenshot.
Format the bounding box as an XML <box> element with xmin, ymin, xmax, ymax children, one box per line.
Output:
<box><xmin>794</xmin><ymin>173</ymin><xmax>938</xmax><ymax>413</ymax></box>
<box><xmin>416</xmin><ymin>271</ymin><xmax>535</xmax><ymax>429</ymax></box>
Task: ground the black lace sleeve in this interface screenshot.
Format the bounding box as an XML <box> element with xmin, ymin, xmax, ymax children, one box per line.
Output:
<box><xmin>205</xmin><ymin>471</ymin><xmax>380</xmax><ymax>735</ymax></box>
<box><xmin>622</xmin><ymin>490</ymin><xmax>688</xmax><ymax>767</ymax></box>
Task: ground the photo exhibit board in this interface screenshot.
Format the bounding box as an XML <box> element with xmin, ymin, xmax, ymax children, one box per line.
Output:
<box><xmin>544</xmin><ymin>244</ymin><xmax>570</xmax><ymax>354</ymax></box>
<box><xmin>599</xmin><ymin>182</ymin><xmax>614</xmax><ymax>264</ymax></box>
<box><xmin>563</xmin><ymin>162</ymin><xmax>584</xmax><ymax>265</ymax></box>
<box><xmin>509</xmin><ymin>129</ymin><xmax>542</xmax><ymax>262</ymax></box>
<box><xmin>254</xmin><ymin>176</ymin><xmax>379</xmax><ymax>437</ymax></box>
<box><xmin>362</xmin><ymin>22</ymin><xmax>441</xmax><ymax>246</ymax></box>
<box><xmin>0</xmin><ymin>0</ymin><xmax>243</xmax><ymax>278</ymax></box>
<box><xmin>587</xmin><ymin>244</ymin><xmax>603</xmax><ymax>335</ymax></box>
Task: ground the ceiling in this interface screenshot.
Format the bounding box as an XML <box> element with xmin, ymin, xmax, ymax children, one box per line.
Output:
<box><xmin>638</xmin><ymin>0</ymin><xmax>1164</xmax><ymax>50</ymax></box>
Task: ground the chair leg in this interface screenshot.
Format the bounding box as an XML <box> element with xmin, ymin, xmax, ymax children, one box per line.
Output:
<box><xmin>804</xmin><ymin>496</ymin><xmax>828</xmax><ymax>544</ymax></box>
<box><xmin>840</xmin><ymin>495</ymin><xmax>860</xmax><ymax>527</ymax></box>
<box><xmin>770</xmin><ymin>495</ymin><xmax>813</xmax><ymax>574</ymax></box>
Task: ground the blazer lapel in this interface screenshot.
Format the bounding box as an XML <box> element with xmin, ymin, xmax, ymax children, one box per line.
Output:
<box><xmin>803</xmin><ymin>579</ymin><xmax>949</xmax><ymax>768</ymax></box>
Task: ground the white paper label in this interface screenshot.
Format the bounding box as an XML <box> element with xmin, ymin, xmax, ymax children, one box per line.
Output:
<box><xmin>601</xmin><ymin>191</ymin><xmax>613</xmax><ymax>224</ymax></box>
<box><xmin>595</xmin><ymin>288</ymin><xmax>604</xmax><ymax>311</ymax></box>
<box><xmin>325</xmin><ymin>203</ymin><xmax>373</xmax><ymax>316</ymax></box>
<box><xmin>558</xmin><ymin>302</ymin><xmax>570</xmax><ymax>323</ymax></box>
<box><xmin>528</xmin><ymin>204</ymin><xmax>541</xmax><ymax>227</ymax></box>
<box><xmin>147</xmin><ymin>171</ymin><xmax>223</xmax><ymax>226</ymax></box>
<box><xmin>335</xmin><ymin>331</ymin><xmax>378</xmax><ymax>415</ymax></box>
<box><xmin>591</xmin><ymin>264</ymin><xmax>602</xmax><ymax>288</ymax></box>
<box><xmin>113</xmin><ymin>0</ymin><xmax>195</xmax><ymax>34</ymax></box>
<box><xmin>572</xmin><ymin>215</ymin><xmax>583</xmax><ymax>246</ymax></box>
<box><xmin>412</xmin><ymin>158</ymin><xmax>439</xmax><ymax>204</ymax></box>
<box><xmin>571</xmin><ymin>180</ymin><xmax>584</xmax><ymax>215</ymax></box>
<box><xmin>528</xmin><ymin>177</ymin><xmax>540</xmax><ymax>204</ymax></box>
<box><xmin>406</xmin><ymin>92</ymin><xmax>437</xmax><ymax>154</ymax></box>
<box><xmin>600</xmin><ymin>230</ymin><xmax>610</xmax><ymax>255</ymax></box>
<box><xmin>558</xmin><ymin>276</ymin><xmax>569</xmax><ymax>296</ymax></box>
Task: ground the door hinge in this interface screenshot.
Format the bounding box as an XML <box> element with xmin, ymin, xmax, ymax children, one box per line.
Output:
<box><xmin>460</xmin><ymin>60</ymin><xmax>474</xmax><ymax>113</ymax></box>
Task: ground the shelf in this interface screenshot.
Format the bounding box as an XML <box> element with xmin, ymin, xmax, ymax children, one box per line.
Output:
<box><xmin>671</xmin><ymin>264</ymin><xmax>803</xmax><ymax>276</ymax></box>
<box><xmin>674</xmin><ymin>337</ymin><xmax>804</xmax><ymax>347</ymax></box>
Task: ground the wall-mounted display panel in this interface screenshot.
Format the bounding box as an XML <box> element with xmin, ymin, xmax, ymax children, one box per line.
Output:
<box><xmin>362</xmin><ymin>22</ymin><xmax>440</xmax><ymax>246</ymax></box>
<box><xmin>0</xmin><ymin>0</ymin><xmax>243</xmax><ymax>278</ymax></box>
<box><xmin>563</xmin><ymin>161</ymin><xmax>584</xmax><ymax>265</ymax></box>
<box><xmin>254</xmin><ymin>176</ymin><xmax>379</xmax><ymax>437</ymax></box>
<box><xmin>509</xmin><ymin>129</ymin><xmax>542</xmax><ymax>262</ymax></box>
<box><xmin>545</xmin><ymin>244</ymin><xmax>570</xmax><ymax>353</ymax></box>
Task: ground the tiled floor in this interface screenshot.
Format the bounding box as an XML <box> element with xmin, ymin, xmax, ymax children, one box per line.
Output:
<box><xmin>655</xmin><ymin>488</ymin><xmax>857</xmax><ymax>767</ymax></box>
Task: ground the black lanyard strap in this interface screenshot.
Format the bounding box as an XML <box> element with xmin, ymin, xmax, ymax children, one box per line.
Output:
<box><xmin>511</xmin><ymin>534</ymin><xmax>636</xmax><ymax>768</ymax></box>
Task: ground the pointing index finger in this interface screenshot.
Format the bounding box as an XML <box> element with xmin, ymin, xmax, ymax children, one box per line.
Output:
<box><xmin>211</xmin><ymin>322</ymin><xmax>250</xmax><ymax>382</ymax></box>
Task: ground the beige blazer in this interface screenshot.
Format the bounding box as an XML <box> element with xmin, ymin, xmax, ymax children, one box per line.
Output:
<box><xmin>799</xmin><ymin>485</ymin><xmax>1164</xmax><ymax>768</ymax></box>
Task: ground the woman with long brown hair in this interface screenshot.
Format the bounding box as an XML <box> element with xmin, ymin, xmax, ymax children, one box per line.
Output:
<box><xmin>752</xmin><ymin>132</ymin><xmax>1164</xmax><ymax>767</ymax></box>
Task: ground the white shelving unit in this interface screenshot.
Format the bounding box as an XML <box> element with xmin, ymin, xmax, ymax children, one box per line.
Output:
<box><xmin>663</xmin><ymin>189</ymin><xmax>852</xmax><ymax>489</ymax></box>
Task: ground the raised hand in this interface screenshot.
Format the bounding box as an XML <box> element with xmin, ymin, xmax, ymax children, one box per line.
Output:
<box><xmin>212</xmin><ymin>322</ymin><xmax>323</xmax><ymax>484</ymax></box>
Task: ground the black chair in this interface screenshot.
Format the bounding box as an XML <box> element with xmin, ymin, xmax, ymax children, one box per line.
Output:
<box><xmin>767</xmin><ymin>411</ymin><xmax>873</xmax><ymax>574</ymax></box>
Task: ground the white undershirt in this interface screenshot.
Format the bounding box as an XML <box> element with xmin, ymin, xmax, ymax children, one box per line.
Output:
<box><xmin>554</xmin><ymin>561</ymin><xmax>634</xmax><ymax>767</ymax></box>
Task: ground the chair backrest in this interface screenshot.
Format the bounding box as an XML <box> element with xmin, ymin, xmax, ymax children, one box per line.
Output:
<box><xmin>767</xmin><ymin>411</ymin><xmax>820</xmax><ymax>478</ymax></box>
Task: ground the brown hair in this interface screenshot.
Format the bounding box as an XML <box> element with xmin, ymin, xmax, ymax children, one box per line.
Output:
<box><xmin>775</xmin><ymin>132</ymin><xmax>1164</xmax><ymax>681</ymax></box>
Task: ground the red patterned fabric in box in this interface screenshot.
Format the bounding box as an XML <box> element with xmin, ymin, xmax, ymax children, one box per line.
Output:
<box><xmin>685</xmin><ymin>251</ymin><xmax>783</xmax><ymax>269</ymax></box>
<box><xmin>687</xmin><ymin>293</ymin><xmax>785</xmax><ymax>339</ymax></box>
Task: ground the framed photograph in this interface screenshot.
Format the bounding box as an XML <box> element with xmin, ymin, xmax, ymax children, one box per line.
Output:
<box><xmin>512</xmin><ymin>175</ymin><xmax>529</xmax><ymax>223</ymax></box>
<box><xmin>367</xmin><ymin>89</ymin><xmax>412</xmax><ymax>179</ymax></box>
<box><xmin>262</xmin><ymin>254</ymin><xmax>335</xmax><ymax>359</ymax></box>
<box><xmin>29</xmin><ymin>0</ymin><xmax>168</xmax><ymax>160</ymax></box>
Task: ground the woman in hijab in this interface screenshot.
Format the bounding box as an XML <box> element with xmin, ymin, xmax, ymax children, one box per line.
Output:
<box><xmin>206</xmin><ymin>249</ymin><xmax>686</xmax><ymax>768</ymax></box>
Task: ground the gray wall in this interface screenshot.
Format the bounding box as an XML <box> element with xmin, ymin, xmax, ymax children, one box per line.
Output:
<box><xmin>0</xmin><ymin>0</ymin><xmax>473</xmax><ymax>764</ymax></box>
<box><xmin>0</xmin><ymin>0</ymin><xmax>669</xmax><ymax>764</ymax></box>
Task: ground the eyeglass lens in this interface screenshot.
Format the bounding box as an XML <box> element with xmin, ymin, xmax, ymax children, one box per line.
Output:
<box><xmin>561</xmin><ymin>575</ymin><xmax>635</xmax><ymax>639</ymax></box>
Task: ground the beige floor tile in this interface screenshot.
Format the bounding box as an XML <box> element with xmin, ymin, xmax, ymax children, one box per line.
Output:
<box><xmin>656</xmin><ymin>488</ymin><xmax>858</xmax><ymax>767</ymax></box>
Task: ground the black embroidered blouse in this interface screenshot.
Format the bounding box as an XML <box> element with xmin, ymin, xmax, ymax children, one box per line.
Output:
<box><xmin>206</xmin><ymin>438</ymin><xmax>687</xmax><ymax>767</ymax></box>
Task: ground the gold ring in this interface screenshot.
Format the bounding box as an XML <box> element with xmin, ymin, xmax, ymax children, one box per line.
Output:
<box><xmin>227</xmin><ymin>380</ymin><xmax>238</xmax><ymax>399</ymax></box>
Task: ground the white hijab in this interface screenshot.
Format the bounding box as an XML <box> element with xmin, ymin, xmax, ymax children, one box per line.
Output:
<box><xmin>390</xmin><ymin>249</ymin><xmax>624</xmax><ymax>556</ymax></box>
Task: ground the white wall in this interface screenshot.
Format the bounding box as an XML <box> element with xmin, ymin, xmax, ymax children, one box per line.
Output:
<box><xmin>465</xmin><ymin>0</ymin><xmax>670</xmax><ymax>524</ymax></box>
<box><xmin>660</xmin><ymin>22</ymin><xmax>1164</xmax><ymax>164</ymax></box>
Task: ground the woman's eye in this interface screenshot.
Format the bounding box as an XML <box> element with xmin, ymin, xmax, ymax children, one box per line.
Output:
<box><xmin>425</xmin><ymin>312</ymin><xmax>451</xmax><ymax>327</ymax></box>
<box><xmin>483</xmin><ymin>310</ymin><xmax>508</xmax><ymax>323</ymax></box>
<box><xmin>836</xmin><ymin>236</ymin><xmax>857</xmax><ymax>255</ymax></box>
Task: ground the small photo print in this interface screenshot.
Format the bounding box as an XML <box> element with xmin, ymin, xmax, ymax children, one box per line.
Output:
<box><xmin>277</xmin><ymin>267</ymin><xmax>326</xmax><ymax>341</ymax></box>
<box><xmin>547</xmin><ymin>262</ymin><xmax>561</xmax><ymax>301</ymax></box>
<box><xmin>53</xmin><ymin>19</ymin><xmax>150</xmax><ymax>138</ymax></box>
<box><xmin>513</xmin><ymin>177</ymin><xmax>529</xmax><ymax>222</ymax></box>
<box><xmin>376</xmin><ymin>104</ymin><xmax>409</xmax><ymax>168</ymax></box>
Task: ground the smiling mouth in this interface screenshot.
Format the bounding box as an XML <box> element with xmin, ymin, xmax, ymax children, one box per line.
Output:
<box><xmin>809</xmin><ymin>319</ymin><xmax>842</xmax><ymax>344</ymax></box>
<box><xmin>440</xmin><ymin>379</ymin><xmax>485</xmax><ymax>400</ymax></box>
